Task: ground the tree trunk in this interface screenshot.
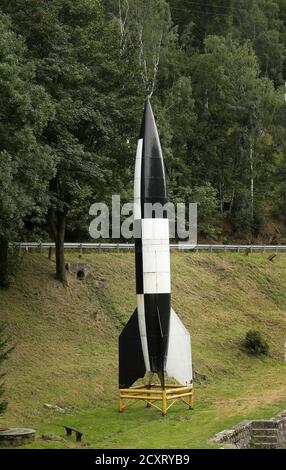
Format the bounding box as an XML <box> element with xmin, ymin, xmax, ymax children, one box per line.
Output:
<box><xmin>0</xmin><ymin>237</ymin><xmax>9</xmax><ymax>288</ymax></box>
<box><xmin>219</xmin><ymin>182</ymin><xmax>224</xmax><ymax>213</ymax></box>
<box><xmin>49</xmin><ymin>208</ymin><xmax>67</xmax><ymax>285</ymax></box>
<box><xmin>229</xmin><ymin>187</ymin><xmax>235</xmax><ymax>214</ymax></box>
<box><xmin>250</xmin><ymin>139</ymin><xmax>254</xmax><ymax>221</ymax></box>
<box><xmin>55</xmin><ymin>211</ymin><xmax>66</xmax><ymax>284</ymax></box>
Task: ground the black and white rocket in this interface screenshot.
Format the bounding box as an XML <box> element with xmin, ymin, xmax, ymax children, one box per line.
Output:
<box><xmin>119</xmin><ymin>99</ymin><xmax>192</xmax><ymax>389</ymax></box>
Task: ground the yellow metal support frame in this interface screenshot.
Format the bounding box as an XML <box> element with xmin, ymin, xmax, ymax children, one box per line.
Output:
<box><xmin>119</xmin><ymin>384</ymin><xmax>194</xmax><ymax>416</ymax></box>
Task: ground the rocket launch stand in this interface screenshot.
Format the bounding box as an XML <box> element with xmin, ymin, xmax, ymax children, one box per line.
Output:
<box><xmin>118</xmin><ymin>384</ymin><xmax>193</xmax><ymax>416</ymax></box>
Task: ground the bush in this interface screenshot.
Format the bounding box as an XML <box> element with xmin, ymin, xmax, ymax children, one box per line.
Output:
<box><xmin>243</xmin><ymin>330</ymin><xmax>269</xmax><ymax>355</ymax></box>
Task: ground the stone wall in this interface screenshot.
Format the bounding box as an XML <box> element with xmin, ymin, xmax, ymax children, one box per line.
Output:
<box><xmin>210</xmin><ymin>410</ymin><xmax>286</xmax><ymax>449</ymax></box>
<box><xmin>210</xmin><ymin>420</ymin><xmax>252</xmax><ymax>449</ymax></box>
<box><xmin>275</xmin><ymin>411</ymin><xmax>286</xmax><ymax>449</ymax></box>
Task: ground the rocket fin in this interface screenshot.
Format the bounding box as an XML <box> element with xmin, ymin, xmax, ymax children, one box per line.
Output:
<box><xmin>165</xmin><ymin>309</ymin><xmax>193</xmax><ymax>387</ymax></box>
<box><xmin>119</xmin><ymin>309</ymin><xmax>146</xmax><ymax>388</ymax></box>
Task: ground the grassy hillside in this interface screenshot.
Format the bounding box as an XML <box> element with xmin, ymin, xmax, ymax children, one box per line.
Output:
<box><xmin>0</xmin><ymin>250</ymin><xmax>285</xmax><ymax>448</ymax></box>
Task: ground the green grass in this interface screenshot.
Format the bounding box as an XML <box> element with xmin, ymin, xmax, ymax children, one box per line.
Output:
<box><xmin>0</xmin><ymin>250</ymin><xmax>285</xmax><ymax>448</ymax></box>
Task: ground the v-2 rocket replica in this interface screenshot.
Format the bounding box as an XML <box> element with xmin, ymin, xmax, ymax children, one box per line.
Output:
<box><xmin>119</xmin><ymin>99</ymin><xmax>193</xmax><ymax>390</ymax></box>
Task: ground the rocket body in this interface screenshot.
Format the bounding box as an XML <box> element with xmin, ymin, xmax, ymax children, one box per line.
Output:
<box><xmin>119</xmin><ymin>99</ymin><xmax>192</xmax><ymax>389</ymax></box>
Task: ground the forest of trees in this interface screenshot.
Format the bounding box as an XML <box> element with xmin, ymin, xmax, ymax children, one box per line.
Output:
<box><xmin>1</xmin><ymin>0</ymin><xmax>286</xmax><ymax>286</ymax></box>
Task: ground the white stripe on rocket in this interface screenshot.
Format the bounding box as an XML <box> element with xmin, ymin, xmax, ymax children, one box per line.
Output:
<box><xmin>142</xmin><ymin>219</ymin><xmax>171</xmax><ymax>294</ymax></box>
<box><xmin>134</xmin><ymin>139</ymin><xmax>143</xmax><ymax>220</ymax></box>
<box><xmin>137</xmin><ymin>294</ymin><xmax>151</xmax><ymax>371</ymax></box>
<box><xmin>134</xmin><ymin>138</ymin><xmax>151</xmax><ymax>372</ymax></box>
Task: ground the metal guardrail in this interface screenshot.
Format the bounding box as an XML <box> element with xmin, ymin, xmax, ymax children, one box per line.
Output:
<box><xmin>12</xmin><ymin>242</ymin><xmax>286</xmax><ymax>252</ymax></box>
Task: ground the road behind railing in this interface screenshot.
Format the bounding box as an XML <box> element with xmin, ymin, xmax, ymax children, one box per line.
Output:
<box><xmin>12</xmin><ymin>242</ymin><xmax>286</xmax><ymax>253</ymax></box>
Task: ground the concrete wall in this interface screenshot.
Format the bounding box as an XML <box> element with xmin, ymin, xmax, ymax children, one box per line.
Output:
<box><xmin>210</xmin><ymin>410</ymin><xmax>286</xmax><ymax>449</ymax></box>
<box><xmin>276</xmin><ymin>411</ymin><xmax>286</xmax><ymax>449</ymax></box>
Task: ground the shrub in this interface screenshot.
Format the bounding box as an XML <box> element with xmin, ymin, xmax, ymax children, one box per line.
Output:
<box><xmin>243</xmin><ymin>330</ymin><xmax>269</xmax><ymax>355</ymax></box>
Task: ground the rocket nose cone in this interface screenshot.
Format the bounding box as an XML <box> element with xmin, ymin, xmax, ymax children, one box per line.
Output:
<box><xmin>139</xmin><ymin>99</ymin><xmax>167</xmax><ymax>210</ymax></box>
<box><xmin>145</xmin><ymin>95</ymin><xmax>152</xmax><ymax>112</ymax></box>
<box><xmin>139</xmin><ymin>97</ymin><xmax>154</xmax><ymax>139</ymax></box>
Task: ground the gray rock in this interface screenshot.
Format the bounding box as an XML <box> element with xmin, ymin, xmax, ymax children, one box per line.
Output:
<box><xmin>43</xmin><ymin>403</ymin><xmax>65</xmax><ymax>413</ymax></box>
